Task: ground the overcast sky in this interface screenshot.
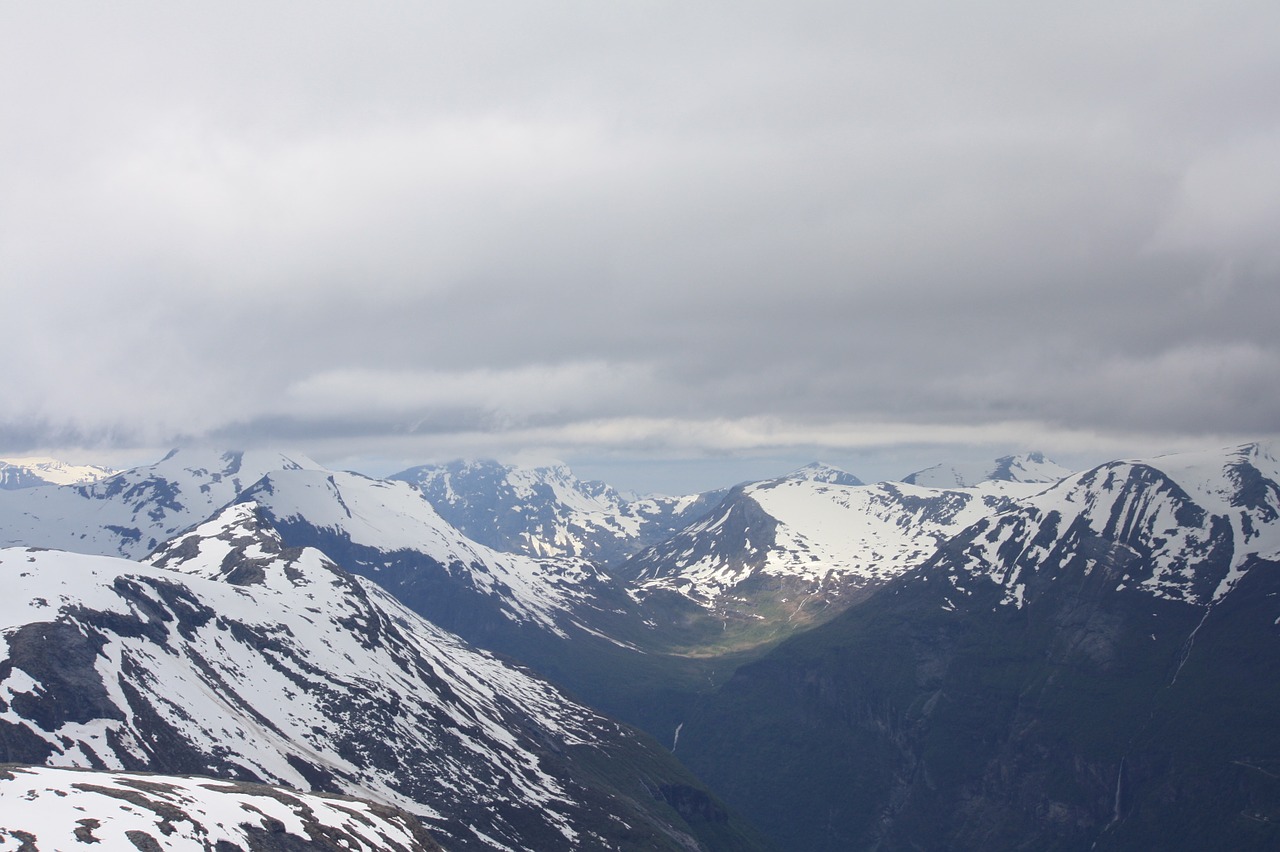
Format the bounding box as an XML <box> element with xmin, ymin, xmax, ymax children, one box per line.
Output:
<box><xmin>3</xmin><ymin>2</ymin><xmax>1278</xmax><ymax>492</ymax></box>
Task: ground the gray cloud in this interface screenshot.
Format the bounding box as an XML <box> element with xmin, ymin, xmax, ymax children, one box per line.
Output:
<box><xmin>3</xmin><ymin>1</ymin><xmax>1278</xmax><ymax>489</ymax></box>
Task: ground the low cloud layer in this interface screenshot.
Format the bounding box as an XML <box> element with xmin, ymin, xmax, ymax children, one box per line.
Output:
<box><xmin>3</xmin><ymin>2</ymin><xmax>1277</xmax><ymax>488</ymax></box>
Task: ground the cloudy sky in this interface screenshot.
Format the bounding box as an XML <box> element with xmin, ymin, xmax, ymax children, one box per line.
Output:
<box><xmin>3</xmin><ymin>2</ymin><xmax>1278</xmax><ymax>492</ymax></box>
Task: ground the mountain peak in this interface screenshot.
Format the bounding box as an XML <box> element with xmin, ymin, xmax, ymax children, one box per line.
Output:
<box><xmin>151</xmin><ymin>447</ymin><xmax>322</xmax><ymax>478</ymax></box>
<box><xmin>903</xmin><ymin>452</ymin><xmax>1070</xmax><ymax>487</ymax></box>
<box><xmin>784</xmin><ymin>462</ymin><xmax>865</xmax><ymax>486</ymax></box>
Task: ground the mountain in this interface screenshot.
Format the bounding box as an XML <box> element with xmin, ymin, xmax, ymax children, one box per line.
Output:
<box><xmin>225</xmin><ymin>465</ymin><xmax>724</xmax><ymax>743</ymax></box>
<box><xmin>0</xmin><ymin>448</ymin><xmax>320</xmax><ymax>557</ymax></box>
<box><xmin>390</xmin><ymin>459</ymin><xmax>725</xmax><ymax>566</ymax></box>
<box><xmin>234</xmin><ymin>467</ymin><xmax>639</xmax><ymax>640</ymax></box>
<box><xmin>0</xmin><ymin>505</ymin><xmax>768</xmax><ymax>851</ymax></box>
<box><xmin>0</xmin><ymin>449</ymin><xmax>712</xmax><ymax>743</ymax></box>
<box><xmin>0</xmin><ymin>764</ymin><xmax>444</xmax><ymax>851</ymax></box>
<box><xmin>902</xmin><ymin>451</ymin><xmax>1071</xmax><ymax>488</ymax></box>
<box><xmin>619</xmin><ymin>463</ymin><xmax>1021</xmax><ymax>652</ymax></box>
<box><xmin>674</xmin><ymin>442</ymin><xmax>1280</xmax><ymax>850</ymax></box>
<box><xmin>0</xmin><ymin>456</ymin><xmax>116</xmax><ymax>489</ymax></box>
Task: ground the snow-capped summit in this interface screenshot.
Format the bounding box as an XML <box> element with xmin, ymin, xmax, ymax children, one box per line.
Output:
<box><xmin>622</xmin><ymin>466</ymin><xmax>1015</xmax><ymax>634</ymax></box>
<box><xmin>941</xmin><ymin>441</ymin><xmax>1280</xmax><ymax>608</ymax></box>
<box><xmin>779</xmin><ymin>462</ymin><xmax>865</xmax><ymax>486</ymax></box>
<box><xmin>391</xmin><ymin>458</ymin><xmax>724</xmax><ymax>565</ymax></box>
<box><xmin>234</xmin><ymin>467</ymin><xmax>618</xmax><ymax>633</ymax></box>
<box><xmin>902</xmin><ymin>451</ymin><xmax>1071</xmax><ymax>488</ymax></box>
<box><xmin>0</xmin><ymin>448</ymin><xmax>322</xmax><ymax>558</ymax></box>
<box><xmin>0</xmin><ymin>456</ymin><xmax>116</xmax><ymax>489</ymax></box>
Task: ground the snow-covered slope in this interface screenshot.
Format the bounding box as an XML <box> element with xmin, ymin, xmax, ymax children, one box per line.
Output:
<box><xmin>0</xmin><ymin>449</ymin><xmax>320</xmax><ymax>557</ymax></box>
<box><xmin>391</xmin><ymin>459</ymin><xmax>724</xmax><ymax>565</ymax></box>
<box><xmin>623</xmin><ymin>463</ymin><xmax>1010</xmax><ymax>611</ymax></box>
<box><xmin>0</xmin><ymin>765</ymin><xmax>443</xmax><ymax>851</ymax></box>
<box><xmin>902</xmin><ymin>451</ymin><xmax>1071</xmax><ymax>488</ymax></box>
<box><xmin>237</xmin><ymin>468</ymin><xmax>622</xmax><ymax>635</ymax></box>
<box><xmin>0</xmin><ymin>456</ymin><xmax>116</xmax><ymax>489</ymax></box>
<box><xmin>0</xmin><ymin>505</ymin><xmax>741</xmax><ymax>851</ymax></box>
<box><xmin>937</xmin><ymin>442</ymin><xmax>1280</xmax><ymax>608</ymax></box>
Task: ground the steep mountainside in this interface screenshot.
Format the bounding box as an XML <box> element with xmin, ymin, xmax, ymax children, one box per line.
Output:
<box><xmin>0</xmin><ymin>456</ymin><xmax>116</xmax><ymax>489</ymax></box>
<box><xmin>0</xmin><ymin>449</ymin><xmax>319</xmax><ymax>557</ymax></box>
<box><xmin>0</xmin><ymin>764</ymin><xmax>444</xmax><ymax>851</ymax></box>
<box><xmin>0</xmin><ymin>505</ymin><xmax>768</xmax><ymax>851</ymax></box>
<box><xmin>675</xmin><ymin>443</ymin><xmax>1280</xmax><ymax>851</ymax></box>
<box><xmin>228</xmin><ymin>466</ymin><xmax>726</xmax><ymax>744</ymax></box>
<box><xmin>235</xmin><ymin>467</ymin><xmax>644</xmax><ymax>642</ymax></box>
<box><xmin>390</xmin><ymin>459</ymin><xmax>725</xmax><ymax>565</ymax></box>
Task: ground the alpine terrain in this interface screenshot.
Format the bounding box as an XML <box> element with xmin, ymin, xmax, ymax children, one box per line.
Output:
<box><xmin>0</xmin><ymin>500</ymin><xmax>767</xmax><ymax>851</ymax></box>
<box><xmin>1</xmin><ymin>440</ymin><xmax>1276</xmax><ymax>850</ymax></box>
<box><xmin>672</xmin><ymin>442</ymin><xmax>1280</xmax><ymax>850</ymax></box>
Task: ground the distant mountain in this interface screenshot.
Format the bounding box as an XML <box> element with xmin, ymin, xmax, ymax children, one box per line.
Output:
<box><xmin>0</xmin><ymin>448</ymin><xmax>320</xmax><ymax>557</ymax></box>
<box><xmin>390</xmin><ymin>459</ymin><xmax>725</xmax><ymax>565</ymax></box>
<box><xmin>675</xmin><ymin>442</ymin><xmax>1280</xmax><ymax>851</ymax></box>
<box><xmin>783</xmin><ymin>461</ymin><xmax>866</xmax><ymax>486</ymax></box>
<box><xmin>0</xmin><ymin>504</ymin><xmax>768</xmax><ymax>851</ymax></box>
<box><xmin>902</xmin><ymin>451</ymin><xmax>1071</xmax><ymax>488</ymax></box>
<box><xmin>619</xmin><ymin>463</ymin><xmax>1017</xmax><ymax>650</ymax></box>
<box><xmin>0</xmin><ymin>765</ymin><xmax>444</xmax><ymax>851</ymax></box>
<box><xmin>0</xmin><ymin>456</ymin><xmax>116</xmax><ymax>489</ymax></box>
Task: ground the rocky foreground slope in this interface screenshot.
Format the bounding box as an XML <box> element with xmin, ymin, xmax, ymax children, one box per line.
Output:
<box><xmin>0</xmin><ymin>764</ymin><xmax>444</xmax><ymax>851</ymax></box>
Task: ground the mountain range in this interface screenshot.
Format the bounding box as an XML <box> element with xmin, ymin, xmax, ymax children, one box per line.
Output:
<box><xmin>0</xmin><ymin>499</ymin><xmax>762</xmax><ymax>850</ymax></box>
<box><xmin>674</xmin><ymin>442</ymin><xmax>1280</xmax><ymax>850</ymax></box>
<box><xmin>0</xmin><ymin>442</ymin><xmax>1276</xmax><ymax>849</ymax></box>
<box><xmin>0</xmin><ymin>456</ymin><xmax>116</xmax><ymax>490</ymax></box>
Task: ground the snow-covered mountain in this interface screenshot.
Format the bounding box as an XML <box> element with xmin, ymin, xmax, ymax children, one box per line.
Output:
<box><xmin>936</xmin><ymin>441</ymin><xmax>1280</xmax><ymax>608</ymax></box>
<box><xmin>902</xmin><ymin>451</ymin><xmax>1071</xmax><ymax>488</ymax></box>
<box><xmin>235</xmin><ymin>467</ymin><xmax>632</xmax><ymax>639</ymax></box>
<box><xmin>673</xmin><ymin>441</ymin><xmax>1280</xmax><ymax>851</ymax></box>
<box><xmin>0</xmin><ymin>504</ymin><xmax>761</xmax><ymax>851</ymax></box>
<box><xmin>0</xmin><ymin>448</ymin><xmax>320</xmax><ymax>557</ymax></box>
<box><xmin>0</xmin><ymin>765</ymin><xmax>444</xmax><ymax>851</ymax></box>
<box><xmin>390</xmin><ymin>459</ymin><xmax>725</xmax><ymax>566</ymax></box>
<box><xmin>621</xmin><ymin>462</ymin><xmax>1018</xmax><ymax>627</ymax></box>
<box><xmin>0</xmin><ymin>456</ymin><xmax>116</xmax><ymax>489</ymax></box>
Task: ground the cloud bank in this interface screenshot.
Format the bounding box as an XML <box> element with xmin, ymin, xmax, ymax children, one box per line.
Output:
<box><xmin>2</xmin><ymin>2</ymin><xmax>1277</xmax><ymax>488</ymax></box>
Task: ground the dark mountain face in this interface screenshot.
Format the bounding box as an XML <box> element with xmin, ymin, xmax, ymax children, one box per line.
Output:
<box><xmin>674</xmin><ymin>445</ymin><xmax>1280</xmax><ymax>851</ymax></box>
<box><xmin>0</xmin><ymin>467</ymin><xmax>46</xmax><ymax>489</ymax></box>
